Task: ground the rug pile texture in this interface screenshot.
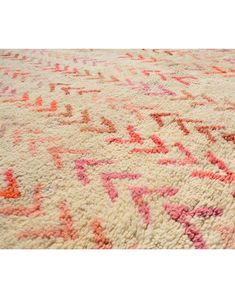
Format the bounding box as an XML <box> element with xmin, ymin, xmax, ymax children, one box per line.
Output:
<box><xmin>0</xmin><ymin>49</ymin><xmax>234</xmax><ymax>249</ymax></box>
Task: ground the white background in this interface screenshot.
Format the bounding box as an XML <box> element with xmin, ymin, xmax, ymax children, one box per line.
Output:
<box><xmin>0</xmin><ymin>0</ymin><xmax>234</xmax><ymax>48</ymax></box>
<box><xmin>0</xmin><ymin>1</ymin><xmax>234</xmax><ymax>297</ymax></box>
<box><xmin>0</xmin><ymin>251</ymin><xmax>234</xmax><ymax>298</ymax></box>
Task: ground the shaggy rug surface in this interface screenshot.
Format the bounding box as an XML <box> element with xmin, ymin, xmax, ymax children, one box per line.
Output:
<box><xmin>0</xmin><ymin>49</ymin><xmax>234</xmax><ymax>249</ymax></box>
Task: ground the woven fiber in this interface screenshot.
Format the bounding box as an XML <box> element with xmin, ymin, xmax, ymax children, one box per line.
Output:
<box><xmin>0</xmin><ymin>49</ymin><xmax>234</xmax><ymax>248</ymax></box>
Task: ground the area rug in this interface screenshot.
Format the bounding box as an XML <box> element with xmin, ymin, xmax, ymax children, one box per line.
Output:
<box><xmin>0</xmin><ymin>49</ymin><xmax>234</xmax><ymax>249</ymax></box>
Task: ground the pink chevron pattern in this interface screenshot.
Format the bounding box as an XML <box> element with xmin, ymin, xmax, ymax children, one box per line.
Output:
<box><xmin>0</xmin><ymin>49</ymin><xmax>234</xmax><ymax>248</ymax></box>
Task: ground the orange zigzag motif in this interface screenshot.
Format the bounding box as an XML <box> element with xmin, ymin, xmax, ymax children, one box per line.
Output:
<box><xmin>3</xmin><ymin>91</ymin><xmax>29</xmax><ymax>103</ymax></box>
<box><xmin>131</xmin><ymin>134</ymin><xmax>169</xmax><ymax>154</ymax></box>
<box><xmin>80</xmin><ymin>115</ymin><xmax>117</xmax><ymax>134</ymax></box>
<box><xmin>49</xmin><ymin>82</ymin><xmax>70</xmax><ymax>92</ymax></box>
<box><xmin>107</xmin><ymin>125</ymin><xmax>166</xmax><ymax>153</ymax></box>
<box><xmin>18</xmin><ymin>201</ymin><xmax>78</xmax><ymax>240</ymax></box>
<box><xmin>157</xmin><ymin>142</ymin><xmax>198</xmax><ymax>165</ymax></box>
<box><xmin>150</xmin><ymin>112</ymin><xmax>179</xmax><ymax>128</ymax></box>
<box><xmin>0</xmin><ymin>169</ymin><xmax>21</xmax><ymax>199</ymax></box>
<box><xmin>0</xmin><ymin>184</ymin><xmax>42</xmax><ymax>216</ymax></box>
<box><xmin>91</xmin><ymin>219</ymin><xmax>112</xmax><ymax>249</ymax></box>
<box><xmin>195</xmin><ymin>125</ymin><xmax>225</xmax><ymax>143</ymax></box>
<box><xmin>172</xmin><ymin>75</ymin><xmax>197</xmax><ymax>86</ymax></box>
<box><xmin>33</xmin><ymin>100</ymin><xmax>57</xmax><ymax>112</ymax></box>
<box><xmin>164</xmin><ymin>203</ymin><xmax>223</xmax><ymax>249</ymax></box>
<box><xmin>17</xmin><ymin>96</ymin><xmax>43</xmax><ymax>108</ymax></box>
<box><xmin>48</xmin><ymin>146</ymin><xmax>87</xmax><ymax>169</ymax></box>
<box><xmin>48</xmin><ymin>104</ymin><xmax>73</xmax><ymax>118</ymax></box>
<box><xmin>173</xmin><ymin>118</ymin><xmax>203</xmax><ymax>135</ymax></box>
<box><xmin>2</xmin><ymin>91</ymin><xmax>60</xmax><ymax>115</ymax></box>
<box><xmin>191</xmin><ymin>151</ymin><xmax>235</xmax><ymax>183</ymax></box>
<box><xmin>59</xmin><ymin>109</ymin><xmax>90</xmax><ymax>125</ymax></box>
<box><xmin>107</xmin><ymin>125</ymin><xmax>144</xmax><ymax>144</ymax></box>
<box><xmin>205</xmin><ymin>66</ymin><xmax>234</xmax><ymax>76</ymax></box>
<box><xmin>119</xmin><ymin>52</ymin><xmax>158</xmax><ymax>63</ymax></box>
<box><xmin>223</xmin><ymin>133</ymin><xmax>235</xmax><ymax>145</ymax></box>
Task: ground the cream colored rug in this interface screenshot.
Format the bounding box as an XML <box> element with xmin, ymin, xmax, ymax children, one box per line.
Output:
<box><xmin>0</xmin><ymin>49</ymin><xmax>234</xmax><ymax>248</ymax></box>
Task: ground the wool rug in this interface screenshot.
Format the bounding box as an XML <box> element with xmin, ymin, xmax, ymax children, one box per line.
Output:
<box><xmin>0</xmin><ymin>49</ymin><xmax>234</xmax><ymax>249</ymax></box>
